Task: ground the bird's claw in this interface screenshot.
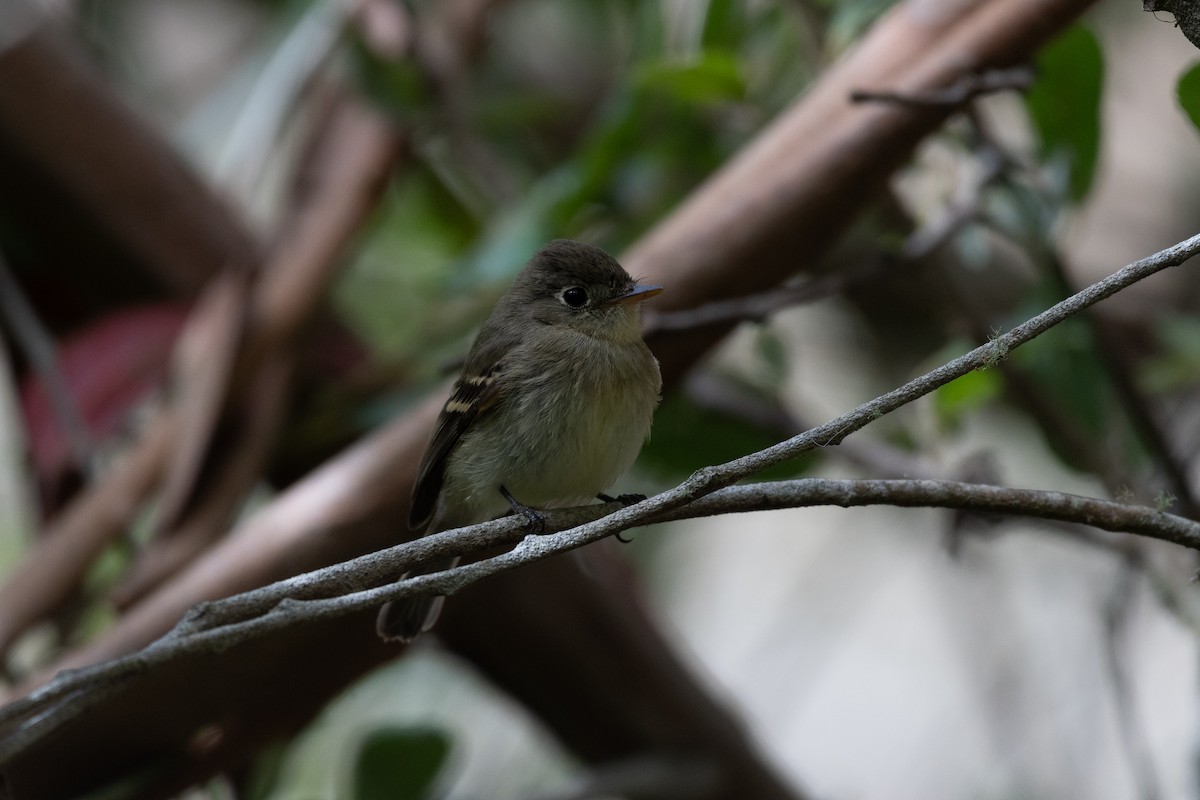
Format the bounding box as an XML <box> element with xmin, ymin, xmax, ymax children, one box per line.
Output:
<box><xmin>597</xmin><ymin>493</ymin><xmax>647</xmax><ymax>543</ymax></box>
<box><xmin>501</xmin><ymin>485</ymin><xmax>546</xmax><ymax>534</ymax></box>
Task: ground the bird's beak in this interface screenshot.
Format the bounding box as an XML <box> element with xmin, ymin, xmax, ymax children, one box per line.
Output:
<box><xmin>610</xmin><ymin>283</ymin><xmax>664</xmax><ymax>305</ymax></box>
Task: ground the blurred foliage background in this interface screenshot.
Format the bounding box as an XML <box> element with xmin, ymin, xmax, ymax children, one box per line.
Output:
<box><xmin>4</xmin><ymin>0</ymin><xmax>1200</xmax><ymax>798</ymax></box>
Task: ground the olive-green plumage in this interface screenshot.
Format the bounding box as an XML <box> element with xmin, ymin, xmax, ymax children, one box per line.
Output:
<box><xmin>377</xmin><ymin>240</ymin><xmax>662</xmax><ymax>642</ymax></box>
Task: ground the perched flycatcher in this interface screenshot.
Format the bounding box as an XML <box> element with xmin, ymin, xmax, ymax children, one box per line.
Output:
<box><xmin>377</xmin><ymin>239</ymin><xmax>663</xmax><ymax>641</ymax></box>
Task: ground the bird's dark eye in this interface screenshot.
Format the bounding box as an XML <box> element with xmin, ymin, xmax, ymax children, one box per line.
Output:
<box><xmin>560</xmin><ymin>287</ymin><xmax>589</xmax><ymax>308</ymax></box>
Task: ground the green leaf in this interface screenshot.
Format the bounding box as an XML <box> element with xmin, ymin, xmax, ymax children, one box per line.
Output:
<box><xmin>701</xmin><ymin>0</ymin><xmax>748</xmax><ymax>51</ymax></box>
<box><xmin>1142</xmin><ymin>314</ymin><xmax>1200</xmax><ymax>391</ymax></box>
<box><xmin>633</xmin><ymin>52</ymin><xmax>746</xmax><ymax>106</ymax></box>
<box><xmin>756</xmin><ymin>328</ymin><xmax>790</xmax><ymax>389</ymax></box>
<box><xmin>353</xmin><ymin>726</ymin><xmax>450</xmax><ymax>800</ymax></box>
<box><xmin>347</xmin><ymin>36</ymin><xmax>431</xmax><ymax>124</ymax></box>
<box><xmin>1024</xmin><ymin>26</ymin><xmax>1104</xmax><ymax>202</ymax></box>
<box><xmin>334</xmin><ymin>170</ymin><xmax>477</xmax><ymax>362</ymax></box>
<box><xmin>935</xmin><ymin>368</ymin><xmax>1002</xmax><ymax>427</ymax></box>
<box><xmin>1176</xmin><ymin>62</ymin><xmax>1200</xmax><ymax>134</ymax></box>
<box><xmin>1012</xmin><ymin>315</ymin><xmax>1110</xmax><ymax>436</ymax></box>
<box><xmin>986</xmin><ymin>180</ymin><xmax>1057</xmax><ymax>243</ymax></box>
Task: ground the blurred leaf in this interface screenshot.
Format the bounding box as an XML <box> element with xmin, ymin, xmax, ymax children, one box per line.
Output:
<box><xmin>1176</xmin><ymin>61</ymin><xmax>1200</xmax><ymax>133</ymax></box>
<box><xmin>756</xmin><ymin>327</ymin><xmax>790</xmax><ymax>389</ymax></box>
<box><xmin>74</xmin><ymin>598</ymin><xmax>119</xmax><ymax>642</ymax></box>
<box><xmin>334</xmin><ymin>170</ymin><xmax>478</xmax><ymax>364</ymax></box>
<box><xmin>951</xmin><ymin>223</ymin><xmax>991</xmax><ymax>271</ymax></box>
<box><xmin>348</xmin><ymin>36</ymin><xmax>431</xmax><ymax>125</ymax></box>
<box><xmin>638</xmin><ymin>390</ymin><xmax>814</xmax><ymax>482</ymax></box>
<box><xmin>1024</xmin><ymin>26</ymin><xmax>1104</xmax><ymax>202</ymax></box>
<box><xmin>242</xmin><ymin>741</ymin><xmax>291</xmax><ymax>800</ymax></box>
<box><xmin>1143</xmin><ymin>314</ymin><xmax>1200</xmax><ymax>391</ymax></box>
<box><xmin>741</xmin><ymin>9</ymin><xmax>817</xmax><ymax>111</ymax></box>
<box><xmin>556</xmin><ymin>62</ymin><xmax>738</xmax><ymax>238</ymax></box>
<box><xmin>353</xmin><ymin>726</ymin><xmax>450</xmax><ymax>800</ymax></box>
<box><xmin>1155</xmin><ymin>314</ymin><xmax>1200</xmax><ymax>361</ymax></box>
<box><xmin>633</xmin><ymin>52</ymin><xmax>745</xmax><ymax>105</ymax></box>
<box><xmin>701</xmin><ymin>0</ymin><xmax>749</xmax><ymax>50</ymax></box>
<box><xmin>935</xmin><ymin>367</ymin><xmax>1002</xmax><ymax>427</ymax></box>
<box><xmin>457</xmin><ymin>169</ymin><xmax>579</xmax><ymax>284</ymax></box>
<box><xmin>612</xmin><ymin>0</ymin><xmax>668</xmax><ymax>62</ymax></box>
<box><xmin>987</xmin><ymin>179</ymin><xmax>1056</xmax><ymax>243</ymax></box>
<box><xmin>1013</xmin><ymin>313</ymin><xmax>1110</xmax><ymax>436</ymax></box>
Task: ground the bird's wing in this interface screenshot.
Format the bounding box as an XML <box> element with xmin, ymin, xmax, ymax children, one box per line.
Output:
<box><xmin>409</xmin><ymin>343</ymin><xmax>510</xmax><ymax>531</ymax></box>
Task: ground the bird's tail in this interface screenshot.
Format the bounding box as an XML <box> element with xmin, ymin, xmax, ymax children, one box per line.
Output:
<box><xmin>375</xmin><ymin>555</ymin><xmax>461</xmax><ymax>643</ymax></box>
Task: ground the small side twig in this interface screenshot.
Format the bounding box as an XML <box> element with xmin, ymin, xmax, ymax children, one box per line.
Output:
<box><xmin>642</xmin><ymin>273</ymin><xmax>847</xmax><ymax>336</ymax></box>
<box><xmin>902</xmin><ymin>113</ymin><xmax>1010</xmax><ymax>260</ymax></box>
<box><xmin>644</xmin><ymin>109</ymin><xmax>1010</xmax><ymax>340</ymax></box>
<box><xmin>0</xmin><ymin>249</ymin><xmax>94</xmax><ymax>477</ymax></box>
<box><xmin>849</xmin><ymin>66</ymin><xmax>1035</xmax><ymax>107</ymax></box>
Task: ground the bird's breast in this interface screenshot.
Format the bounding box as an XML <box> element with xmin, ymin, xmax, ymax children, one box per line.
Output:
<box><xmin>444</xmin><ymin>335</ymin><xmax>661</xmax><ymax>517</ymax></box>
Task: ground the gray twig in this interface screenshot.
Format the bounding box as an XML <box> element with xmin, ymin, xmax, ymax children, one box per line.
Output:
<box><xmin>2</xmin><ymin>478</ymin><xmax>1198</xmax><ymax>762</ymax></box>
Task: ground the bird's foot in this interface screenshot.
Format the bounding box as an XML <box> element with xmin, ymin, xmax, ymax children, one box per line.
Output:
<box><xmin>501</xmin><ymin>485</ymin><xmax>546</xmax><ymax>534</ymax></box>
<box><xmin>597</xmin><ymin>493</ymin><xmax>647</xmax><ymax>543</ymax></box>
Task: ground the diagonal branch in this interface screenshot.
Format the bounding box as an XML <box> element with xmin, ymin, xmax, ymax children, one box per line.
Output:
<box><xmin>2</xmin><ymin>475</ymin><xmax>1196</xmax><ymax>763</ymax></box>
<box><xmin>616</xmin><ymin>230</ymin><xmax>1200</xmax><ymax>530</ymax></box>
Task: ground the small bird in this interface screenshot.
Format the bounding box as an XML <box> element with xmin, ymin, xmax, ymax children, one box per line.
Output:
<box><xmin>377</xmin><ymin>239</ymin><xmax>663</xmax><ymax>642</ymax></box>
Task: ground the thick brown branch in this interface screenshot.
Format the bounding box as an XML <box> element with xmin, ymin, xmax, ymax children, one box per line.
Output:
<box><xmin>0</xmin><ymin>21</ymin><xmax>257</xmax><ymax>293</ymax></box>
